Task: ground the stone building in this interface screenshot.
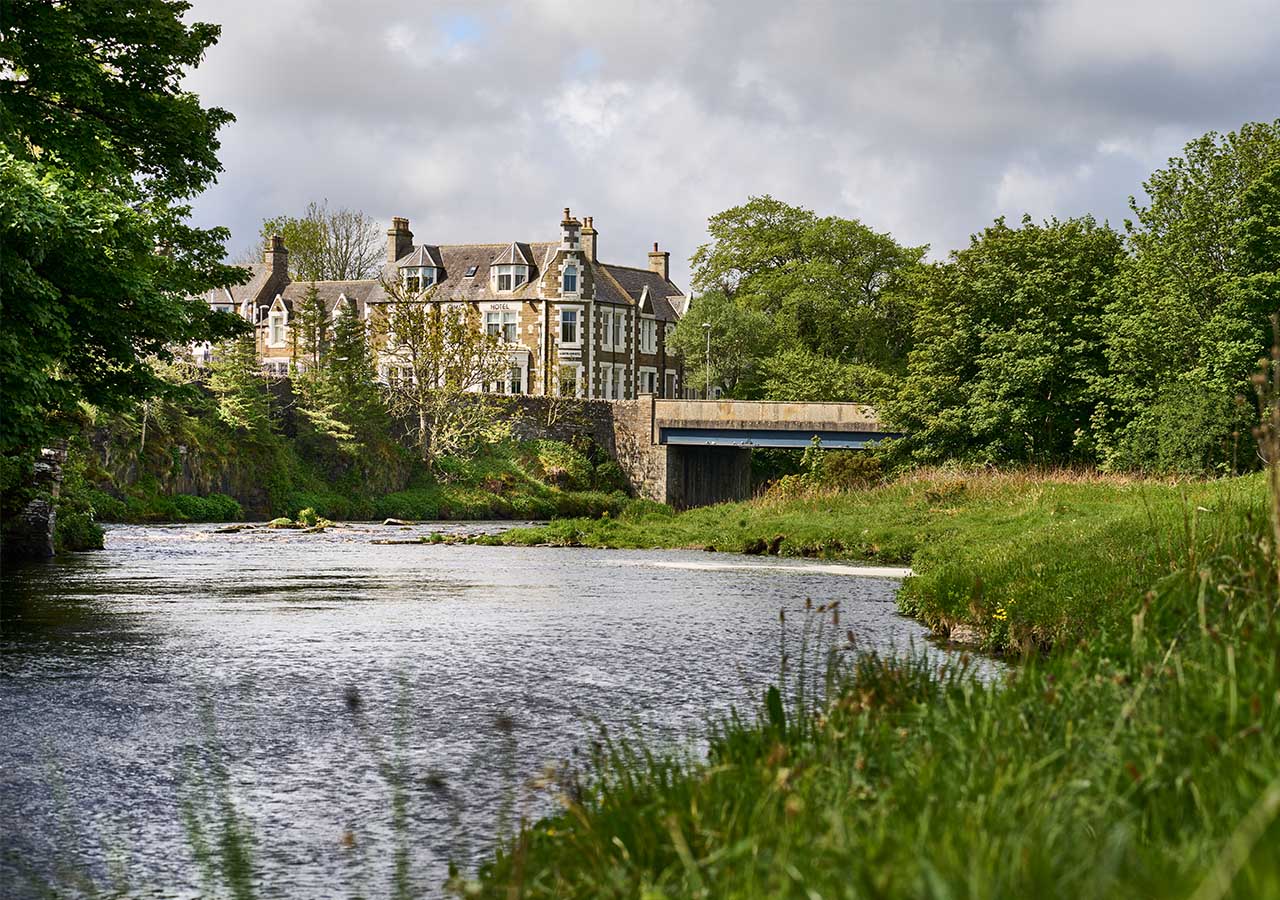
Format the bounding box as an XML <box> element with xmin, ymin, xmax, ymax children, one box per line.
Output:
<box><xmin>197</xmin><ymin>209</ymin><xmax>688</xmax><ymax>398</ymax></box>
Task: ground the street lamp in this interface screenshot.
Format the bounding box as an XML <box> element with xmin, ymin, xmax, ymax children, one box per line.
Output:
<box><xmin>701</xmin><ymin>321</ymin><xmax>712</xmax><ymax>400</ymax></box>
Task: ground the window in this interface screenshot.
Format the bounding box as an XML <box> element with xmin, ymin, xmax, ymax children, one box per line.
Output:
<box><xmin>485</xmin><ymin>311</ymin><xmax>501</xmax><ymax>338</ymax></box>
<box><xmin>601</xmin><ymin>310</ymin><xmax>612</xmax><ymax>350</ymax></box>
<box><xmin>465</xmin><ymin>265</ymin><xmax>479</xmax><ymax>278</ymax></box>
<box><xmin>508</xmin><ymin>365</ymin><xmax>524</xmax><ymax>395</ymax></box>
<box><xmin>612</xmin><ymin>311</ymin><xmax>622</xmax><ymax>349</ymax></box>
<box><xmin>612</xmin><ymin>365</ymin><xmax>623</xmax><ymax>400</ymax></box>
<box><xmin>563</xmin><ymin>265</ymin><xmax>577</xmax><ymax>293</ymax></box>
<box><xmin>640</xmin><ymin>318</ymin><xmax>657</xmax><ymax>353</ymax></box>
<box><xmin>269</xmin><ymin>314</ymin><xmax>285</xmax><ymax>346</ymax></box>
<box><xmin>401</xmin><ymin>266</ymin><xmax>437</xmax><ymax>293</ymax></box>
<box><xmin>502</xmin><ymin>312</ymin><xmax>518</xmax><ymax>343</ymax></box>
<box><xmin>492</xmin><ymin>264</ymin><xmax>528</xmax><ymax>291</ymax></box>
<box><xmin>560</xmin><ymin>308</ymin><xmax>578</xmax><ymax>344</ymax></box>
<box><xmin>665</xmin><ymin>371</ymin><xmax>677</xmax><ymax>398</ymax></box>
<box><xmin>558</xmin><ymin>364</ymin><xmax>580</xmax><ymax>397</ymax></box>
<box><xmin>640</xmin><ymin>369</ymin><xmax>657</xmax><ymax>394</ymax></box>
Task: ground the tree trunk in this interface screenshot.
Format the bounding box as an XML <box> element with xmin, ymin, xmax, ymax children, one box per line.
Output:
<box><xmin>418</xmin><ymin>408</ymin><xmax>430</xmax><ymax>464</ymax></box>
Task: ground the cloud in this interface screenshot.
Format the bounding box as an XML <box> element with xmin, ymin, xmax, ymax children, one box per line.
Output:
<box><xmin>183</xmin><ymin>0</ymin><xmax>1280</xmax><ymax>284</ymax></box>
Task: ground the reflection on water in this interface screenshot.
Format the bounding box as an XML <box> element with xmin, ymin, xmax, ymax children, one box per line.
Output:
<box><xmin>2</xmin><ymin>522</ymin><xmax>950</xmax><ymax>897</ymax></box>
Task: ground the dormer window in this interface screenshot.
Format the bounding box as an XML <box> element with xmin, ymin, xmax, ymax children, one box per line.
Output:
<box><xmin>401</xmin><ymin>266</ymin><xmax>438</xmax><ymax>293</ymax></box>
<box><xmin>562</xmin><ymin>265</ymin><xmax>578</xmax><ymax>294</ymax></box>
<box><xmin>491</xmin><ymin>264</ymin><xmax>529</xmax><ymax>292</ymax></box>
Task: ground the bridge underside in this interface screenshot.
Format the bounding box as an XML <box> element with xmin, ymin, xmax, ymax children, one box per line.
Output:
<box><xmin>660</xmin><ymin>427</ymin><xmax>899</xmax><ymax>450</ymax></box>
<box><xmin>657</xmin><ymin>429</ymin><xmax>900</xmax><ymax>509</ymax></box>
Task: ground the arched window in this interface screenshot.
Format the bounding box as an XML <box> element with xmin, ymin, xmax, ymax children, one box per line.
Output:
<box><xmin>562</xmin><ymin>265</ymin><xmax>578</xmax><ymax>293</ymax></box>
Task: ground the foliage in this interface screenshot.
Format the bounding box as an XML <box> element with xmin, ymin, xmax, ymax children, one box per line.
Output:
<box><xmin>371</xmin><ymin>281</ymin><xmax>511</xmax><ymax>466</ymax></box>
<box><xmin>0</xmin><ymin>0</ymin><xmax>244</xmax><ymax>457</ymax></box>
<box><xmin>259</xmin><ymin>200</ymin><xmax>383</xmax><ymax>281</ymax></box>
<box><xmin>481</xmin><ymin>471</ymin><xmax>1280</xmax><ymax>899</ymax></box>
<box><xmin>667</xmin><ymin>290</ymin><xmax>778</xmax><ymax>397</ymax></box>
<box><xmin>686</xmin><ymin>196</ymin><xmax>925</xmax><ymax>399</ymax></box>
<box><xmin>760</xmin><ymin>347</ymin><xmax>897</xmax><ymax>405</ymax></box>
<box><xmin>888</xmin><ymin>215</ymin><xmax>1123</xmax><ymax>465</ymax></box>
<box><xmin>208</xmin><ymin>335</ymin><xmax>273</xmax><ymax>438</ymax></box>
<box><xmin>1095</xmin><ymin>125</ymin><xmax>1280</xmax><ymax>473</ymax></box>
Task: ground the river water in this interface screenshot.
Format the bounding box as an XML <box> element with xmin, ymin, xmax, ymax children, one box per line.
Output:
<box><xmin>1</xmin><ymin>522</ymin><xmax>945</xmax><ymax>897</ymax></box>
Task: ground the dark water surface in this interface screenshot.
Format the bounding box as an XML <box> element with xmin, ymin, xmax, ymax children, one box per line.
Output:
<box><xmin>2</xmin><ymin>522</ymin><xmax>942</xmax><ymax>897</ymax></box>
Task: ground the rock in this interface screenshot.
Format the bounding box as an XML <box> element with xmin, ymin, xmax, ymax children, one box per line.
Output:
<box><xmin>382</xmin><ymin>518</ymin><xmax>417</xmax><ymax>526</ymax></box>
<box><xmin>266</xmin><ymin>517</ymin><xmax>297</xmax><ymax>529</ymax></box>
<box><xmin>302</xmin><ymin>525</ymin><xmax>326</xmax><ymax>534</ymax></box>
<box><xmin>948</xmin><ymin>624</ymin><xmax>983</xmax><ymax>645</ymax></box>
<box><xmin>213</xmin><ymin>525</ymin><xmax>246</xmax><ymax>534</ymax></box>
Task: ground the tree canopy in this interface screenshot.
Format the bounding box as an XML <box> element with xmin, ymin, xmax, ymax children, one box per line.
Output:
<box><xmin>0</xmin><ymin>0</ymin><xmax>244</xmax><ymax>457</ymax></box>
<box><xmin>258</xmin><ymin>201</ymin><xmax>384</xmax><ymax>282</ymax></box>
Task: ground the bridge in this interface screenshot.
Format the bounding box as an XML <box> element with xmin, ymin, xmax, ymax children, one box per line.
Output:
<box><xmin>612</xmin><ymin>397</ymin><xmax>900</xmax><ymax>508</ymax></box>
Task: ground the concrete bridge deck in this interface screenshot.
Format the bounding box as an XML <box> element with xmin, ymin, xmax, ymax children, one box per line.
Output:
<box><xmin>613</xmin><ymin>397</ymin><xmax>899</xmax><ymax>508</ymax></box>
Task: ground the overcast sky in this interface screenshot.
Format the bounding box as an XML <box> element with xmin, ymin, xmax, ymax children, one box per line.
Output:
<box><xmin>183</xmin><ymin>0</ymin><xmax>1280</xmax><ymax>288</ymax></box>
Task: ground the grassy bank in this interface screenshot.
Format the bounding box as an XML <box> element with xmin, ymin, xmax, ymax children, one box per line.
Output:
<box><xmin>489</xmin><ymin>471</ymin><xmax>1268</xmax><ymax>653</ymax></box>
<box><xmin>71</xmin><ymin>436</ymin><xmax>628</xmax><ymax>527</ymax></box>
<box><xmin>474</xmin><ymin>471</ymin><xmax>1280</xmax><ymax>898</ymax></box>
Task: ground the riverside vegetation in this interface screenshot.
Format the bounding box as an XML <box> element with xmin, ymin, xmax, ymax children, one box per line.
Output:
<box><xmin>469</xmin><ymin>466</ymin><xmax>1280</xmax><ymax>898</ymax></box>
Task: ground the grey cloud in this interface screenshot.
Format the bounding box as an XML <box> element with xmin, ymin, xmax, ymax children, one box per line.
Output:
<box><xmin>184</xmin><ymin>0</ymin><xmax>1280</xmax><ymax>285</ymax></box>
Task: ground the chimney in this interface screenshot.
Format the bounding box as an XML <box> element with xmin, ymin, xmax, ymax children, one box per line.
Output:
<box><xmin>648</xmin><ymin>242</ymin><xmax>670</xmax><ymax>281</ymax></box>
<box><xmin>581</xmin><ymin>216</ymin><xmax>598</xmax><ymax>262</ymax></box>
<box><xmin>387</xmin><ymin>216</ymin><xmax>413</xmax><ymax>263</ymax></box>
<box><xmin>265</xmin><ymin>233</ymin><xmax>289</xmax><ymax>277</ymax></box>
<box><xmin>560</xmin><ymin>207</ymin><xmax>581</xmax><ymax>250</ymax></box>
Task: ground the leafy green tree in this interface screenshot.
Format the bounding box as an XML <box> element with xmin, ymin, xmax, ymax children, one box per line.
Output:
<box><xmin>1093</xmin><ymin>121</ymin><xmax>1280</xmax><ymax>473</ymax></box>
<box><xmin>259</xmin><ymin>201</ymin><xmax>383</xmax><ymax>281</ymax></box>
<box><xmin>0</xmin><ymin>0</ymin><xmax>244</xmax><ymax>458</ymax></box>
<box><xmin>688</xmin><ymin>197</ymin><xmax>925</xmax><ymax>397</ymax></box>
<box><xmin>326</xmin><ymin>299</ymin><xmax>392</xmax><ymax>452</ymax></box>
<box><xmin>208</xmin><ymin>335</ymin><xmax>272</xmax><ymax>439</ymax></box>
<box><xmin>760</xmin><ymin>348</ymin><xmax>897</xmax><ymax>406</ymax></box>
<box><xmin>888</xmin><ymin>216</ymin><xmax>1123</xmax><ymax>464</ymax></box>
<box><xmin>667</xmin><ymin>291</ymin><xmax>778</xmax><ymax>397</ymax></box>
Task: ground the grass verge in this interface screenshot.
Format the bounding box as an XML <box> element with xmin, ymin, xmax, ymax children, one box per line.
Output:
<box><xmin>473</xmin><ymin>471</ymin><xmax>1280</xmax><ymax>898</ymax></box>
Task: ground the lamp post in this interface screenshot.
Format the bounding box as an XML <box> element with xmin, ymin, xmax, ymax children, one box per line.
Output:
<box><xmin>701</xmin><ymin>321</ymin><xmax>712</xmax><ymax>400</ymax></box>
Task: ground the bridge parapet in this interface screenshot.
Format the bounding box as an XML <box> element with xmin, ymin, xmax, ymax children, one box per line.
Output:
<box><xmin>652</xmin><ymin>399</ymin><xmax>884</xmax><ymax>438</ymax></box>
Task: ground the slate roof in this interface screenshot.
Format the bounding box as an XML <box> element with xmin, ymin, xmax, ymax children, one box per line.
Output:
<box><xmin>231</xmin><ymin>239</ymin><xmax>686</xmax><ymax>320</ymax></box>
<box><xmin>277</xmin><ymin>279</ymin><xmax>388</xmax><ymax>316</ymax></box>
<box><xmin>397</xmin><ymin>245</ymin><xmax>444</xmax><ymax>268</ymax></box>
<box><xmin>599</xmin><ymin>264</ymin><xmax>684</xmax><ymax>321</ymax></box>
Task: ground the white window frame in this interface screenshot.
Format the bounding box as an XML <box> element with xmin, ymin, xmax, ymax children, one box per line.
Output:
<box><xmin>664</xmin><ymin>369</ymin><xmax>678</xmax><ymax>399</ymax></box>
<box><xmin>562</xmin><ymin>264</ymin><xmax>578</xmax><ymax>295</ymax></box>
<box><xmin>491</xmin><ymin>264</ymin><xmax>529</xmax><ymax>292</ymax></box>
<box><xmin>401</xmin><ymin>266</ymin><xmax>438</xmax><ymax>293</ymax></box>
<box><xmin>639</xmin><ymin>366</ymin><xmax>658</xmax><ymax>395</ymax></box>
<box><xmin>557</xmin><ymin>362</ymin><xmax>582</xmax><ymax>398</ymax></box>
<box><xmin>600</xmin><ymin>309</ymin><xmax>613</xmax><ymax>351</ymax></box>
<box><xmin>268</xmin><ymin>312</ymin><xmax>286</xmax><ymax>348</ymax></box>
<box><xmin>640</xmin><ymin>316</ymin><xmax>657</xmax><ymax>354</ymax></box>
<box><xmin>613</xmin><ymin>308</ymin><xmax>624</xmax><ymax>350</ymax></box>
<box><xmin>559</xmin><ymin>306</ymin><xmax>581</xmax><ymax>348</ymax></box>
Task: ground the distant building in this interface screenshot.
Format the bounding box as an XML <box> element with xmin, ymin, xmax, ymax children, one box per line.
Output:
<box><xmin>196</xmin><ymin>209</ymin><xmax>688</xmax><ymax>399</ymax></box>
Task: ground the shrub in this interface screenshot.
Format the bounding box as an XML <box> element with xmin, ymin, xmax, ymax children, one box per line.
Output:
<box><xmin>54</xmin><ymin>508</ymin><xmax>104</xmax><ymax>551</ymax></box>
<box><xmin>821</xmin><ymin>451</ymin><xmax>883</xmax><ymax>489</ymax></box>
<box><xmin>592</xmin><ymin>460</ymin><xmax>629</xmax><ymax>493</ymax></box>
<box><xmin>533</xmin><ymin>441</ymin><xmax>593</xmax><ymax>491</ymax></box>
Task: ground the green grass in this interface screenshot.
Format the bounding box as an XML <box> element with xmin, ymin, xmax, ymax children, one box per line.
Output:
<box><xmin>474</xmin><ymin>472</ymin><xmax>1280</xmax><ymax>898</ymax></box>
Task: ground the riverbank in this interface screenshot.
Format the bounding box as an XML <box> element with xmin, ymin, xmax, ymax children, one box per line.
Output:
<box><xmin>471</xmin><ymin>470</ymin><xmax>1280</xmax><ymax>897</ymax></box>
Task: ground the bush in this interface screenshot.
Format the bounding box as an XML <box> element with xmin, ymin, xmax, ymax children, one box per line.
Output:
<box><xmin>592</xmin><ymin>459</ymin><xmax>629</xmax><ymax>493</ymax></box>
<box><xmin>533</xmin><ymin>441</ymin><xmax>593</xmax><ymax>492</ymax></box>
<box><xmin>54</xmin><ymin>508</ymin><xmax>104</xmax><ymax>551</ymax></box>
<box><xmin>171</xmin><ymin>493</ymin><xmax>242</xmax><ymax>522</ymax></box>
<box><xmin>821</xmin><ymin>451</ymin><xmax>883</xmax><ymax>489</ymax></box>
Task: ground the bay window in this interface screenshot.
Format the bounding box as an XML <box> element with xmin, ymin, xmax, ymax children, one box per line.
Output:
<box><xmin>492</xmin><ymin>264</ymin><xmax>529</xmax><ymax>292</ymax></box>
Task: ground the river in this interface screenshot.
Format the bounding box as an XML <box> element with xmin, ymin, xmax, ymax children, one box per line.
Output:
<box><xmin>1</xmin><ymin>522</ymin><xmax>951</xmax><ymax>897</ymax></box>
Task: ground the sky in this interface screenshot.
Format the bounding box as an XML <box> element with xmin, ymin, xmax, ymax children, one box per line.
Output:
<box><xmin>183</xmin><ymin>0</ymin><xmax>1280</xmax><ymax>288</ymax></box>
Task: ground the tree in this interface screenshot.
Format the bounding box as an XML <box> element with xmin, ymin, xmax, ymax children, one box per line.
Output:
<box><xmin>259</xmin><ymin>201</ymin><xmax>383</xmax><ymax>281</ymax></box>
<box><xmin>760</xmin><ymin>348</ymin><xmax>897</xmax><ymax>406</ymax></box>
<box><xmin>687</xmin><ymin>197</ymin><xmax>926</xmax><ymax>394</ymax></box>
<box><xmin>888</xmin><ymin>216</ymin><xmax>1123</xmax><ymax>464</ymax></box>
<box><xmin>667</xmin><ymin>291</ymin><xmax>778</xmax><ymax>397</ymax></box>
<box><xmin>1093</xmin><ymin>121</ymin><xmax>1280</xmax><ymax>473</ymax></box>
<box><xmin>370</xmin><ymin>280</ymin><xmax>509</xmax><ymax>466</ymax></box>
<box><xmin>0</xmin><ymin>0</ymin><xmax>245</xmax><ymax>458</ymax></box>
<box><xmin>208</xmin><ymin>335</ymin><xmax>272</xmax><ymax>439</ymax></box>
